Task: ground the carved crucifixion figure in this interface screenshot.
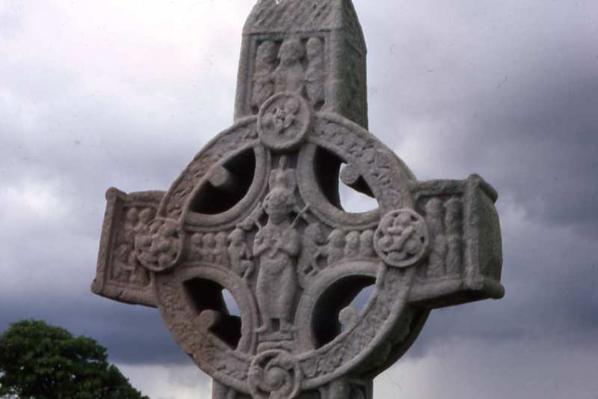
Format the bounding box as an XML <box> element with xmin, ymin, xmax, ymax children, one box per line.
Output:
<box><xmin>92</xmin><ymin>1</ymin><xmax>504</xmax><ymax>398</ymax></box>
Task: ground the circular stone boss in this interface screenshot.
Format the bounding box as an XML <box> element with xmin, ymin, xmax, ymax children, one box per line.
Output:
<box><xmin>257</xmin><ymin>92</ymin><xmax>311</xmax><ymax>152</ymax></box>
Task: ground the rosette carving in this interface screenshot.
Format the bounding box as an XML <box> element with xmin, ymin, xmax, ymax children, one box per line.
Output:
<box><xmin>374</xmin><ymin>209</ymin><xmax>429</xmax><ymax>268</ymax></box>
<box><xmin>134</xmin><ymin>219</ymin><xmax>183</xmax><ymax>272</ymax></box>
<box><xmin>249</xmin><ymin>350</ymin><xmax>302</xmax><ymax>399</ymax></box>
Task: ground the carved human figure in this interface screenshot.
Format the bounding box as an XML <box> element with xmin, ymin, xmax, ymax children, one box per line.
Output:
<box><xmin>444</xmin><ymin>198</ymin><xmax>463</xmax><ymax>275</ymax></box>
<box><xmin>252</xmin><ymin>40</ymin><xmax>277</xmax><ymax>111</ymax></box>
<box><xmin>115</xmin><ymin>207</ymin><xmax>154</xmax><ymax>284</ymax></box>
<box><xmin>327</xmin><ymin>229</ymin><xmax>345</xmax><ymax>265</ymax></box>
<box><xmin>305</xmin><ymin>37</ymin><xmax>325</xmax><ymax>108</ymax></box>
<box><xmin>112</xmin><ymin>208</ymin><xmax>138</xmax><ymax>280</ymax></box>
<box><xmin>202</xmin><ymin>233</ymin><xmax>216</xmax><ymax>263</ymax></box>
<box><xmin>228</xmin><ymin>227</ymin><xmax>253</xmax><ymax>278</ymax></box>
<box><xmin>298</xmin><ymin>222</ymin><xmax>326</xmax><ymax>280</ymax></box>
<box><xmin>137</xmin><ymin>208</ymin><xmax>154</xmax><ymax>231</ymax></box>
<box><xmin>359</xmin><ymin>230</ymin><xmax>375</xmax><ymax>258</ymax></box>
<box><xmin>191</xmin><ymin>233</ymin><xmax>203</xmax><ymax>259</ymax></box>
<box><xmin>274</xmin><ymin>38</ymin><xmax>305</xmax><ymax>94</ymax></box>
<box><xmin>124</xmin><ymin>208</ymin><xmax>139</xmax><ymax>239</ymax></box>
<box><xmin>344</xmin><ymin>231</ymin><xmax>360</xmax><ymax>258</ymax></box>
<box><xmin>214</xmin><ymin>232</ymin><xmax>229</xmax><ymax>266</ymax></box>
<box><xmin>425</xmin><ymin>199</ymin><xmax>447</xmax><ymax>278</ymax></box>
<box><xmin>254</xmin><ymin>163</ymin><xmax>301</xmax><ymax>333</ymax></box>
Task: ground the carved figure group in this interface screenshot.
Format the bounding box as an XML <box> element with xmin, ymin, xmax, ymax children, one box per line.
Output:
<box><xmin>325</xmin><ymin>229</ymin><xmax>376</xmax><ymax>266</ymax></box>
<box><xmin>423</xmin><ymin>197</ymin><xmax>463</xmax><ymax>277</ymax></box>
<box><xmin>113</xmin><ymin>206</ymin><xmax>155</xmax><ymax>284</ymax></box>
<box><xmin>190</xmin><ymin>232</ymin><xmax>229</xmax><ymax>266</ymax></box>
<box><xmin>252</xmin><ymin>36</ymin><xmax>326</xmax><ymax>111</ymax></box>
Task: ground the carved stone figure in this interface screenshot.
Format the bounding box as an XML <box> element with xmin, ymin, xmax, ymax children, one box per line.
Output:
<box><xmin>202</xmin><ymin>232</ymin><xmax>216</xmax><ymax>263</ymax></box>
<box><xmin>254</xmin><ymin>161</ymin><xmax>301</xmax><ymax>334</ymax></box>
<box><xmin>344</xmin><ymin>231</ymin><xmax>360</xmax><ymax>258</ymax></box>
<box><xmin>359</xmin><ymin>230</ymin><xmax>375</xmax><ymax>258</ymax></box>
<box><xmin>274</xmin><ymin>38</ymin><xmax>305</xmax><ymax>94</ymax></box>
<box><xmin>251</xmin><ymin>41</ymin><xmax>278</xmax><ymax>112</ymax></box>
<box><xmin>327</xmin><ymin>229</ymin><xmax>345</xmax><ymax>265</ymax></box>
<box><xmin>425</xmin><ymin>198</ymin><xmax>447</xmax><ymax>278</ymax></box>
<box><xmin>305</xmin><ymin>37</ymin><xmax>325</xmax><ymax>108</ymax></box>
<box><xmin>191</xmin><ymin>232</ymin><xmax>203</xmax><ymax>259</ymax></box>
<box><xmin>445</xmin><ymin>197</ymin><xmax>463</xmax><ymax>275</ymax></box>
<box><xmin>298</xmin><ymin>222</ymin><xmax>326</xmax><ymax>281</ymax></box>
<box><xmin>92</xmin><ymin>1</ymin><xmax>504</xmax><ymax>398</ymax></box>
<box><xmin>215</xmin><ymin>231</ymin><xmax>229</xmax><ymax>266</ymax></box>
<box><xmin>228</xmin><ymin>228</ymin><xmax>253</xmax><ymax>278</ymax></box>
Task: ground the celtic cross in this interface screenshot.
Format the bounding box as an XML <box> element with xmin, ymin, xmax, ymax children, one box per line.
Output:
<box><xmin>92</xmin><ymin>1</ymin><xmax>504</xmax><ymax>398</ymax></box>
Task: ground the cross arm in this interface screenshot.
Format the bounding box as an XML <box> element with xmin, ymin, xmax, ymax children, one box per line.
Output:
<box><xmin>408</xmin><ymin>174</ymin><xmax>504</xmax><ymax>309</ymax></box>
<box><xmin>91</xmin><ymin>187</ymin><xmax>164</xmax><ymax>308</ymax></box>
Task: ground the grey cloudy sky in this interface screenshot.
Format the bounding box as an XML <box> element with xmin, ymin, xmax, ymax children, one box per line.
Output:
<box><xmin>1</xmin><ymin>0</ymin><xmax>597</xmax><ymax>398</ymax></box>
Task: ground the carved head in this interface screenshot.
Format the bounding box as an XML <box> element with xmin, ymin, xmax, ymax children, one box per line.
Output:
<box><xmin>191</xmin><ymin>233</ymin><xmax>203</xmax><ymax>247</ymax></box>
<box><xmin>215</xmin><ymin>231</ymin><xmax>227</xmax><ymax>247</ymax></box>
<box><xmin>328</xmin><ymin>229</ymin><xmax>345</xmax><ymax>247</ymax></box>
<box><xmin>425</xmin><ymin>198</ymin><xmax>443</xmax><ymax>217</ymax></box>
<box><xmin>445</xmin><ymin>197</ymin><xmax>462</xmax><ymax>216</ymax></box>
<box><xmin>203</xmin><ymin>232</ymin><xmax>215</xmax><ymax>248</ymax></box>
<box><xmin>125</xmin><ymin>207</ymin><xmax>139</xmax><ymax>223</ymax></box>
<box><xmin>139</xmin><ymin>207</ymin><xmax>154</xmax><ymax>224</ymax></box>
<box><xmin>278</xmin><ymin>38</ymin><xmax>304</xmax><ymax>65</ymax></box>
<box><xmin>346</xmin><ymin>231</ymin><xmax>360</xmax><ymax>249</ymax></box>
<box><xmin>305</xmin><ymin>222</ymin><xmax>325</xmax><ymax>244</ymax></box>
<box><xmin>228</xmin><ymin>227</ymin><xmax>245</xmax><ymax>244</ymax></box>
<box><xmin>256</xmin><ymin>40</ymin><xmax>277</xmax><ymax>64</ymax></box>
<box><xmin>306</xmin><ymin>37</ymin><xmax>323</xmax><ymax>59</ymax></box>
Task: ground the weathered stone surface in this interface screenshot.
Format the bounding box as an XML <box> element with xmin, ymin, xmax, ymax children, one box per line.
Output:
<box><xmin>92</xmin><ymin>1</ymin><xmax>504</xmax><ymax>398</ymax></box>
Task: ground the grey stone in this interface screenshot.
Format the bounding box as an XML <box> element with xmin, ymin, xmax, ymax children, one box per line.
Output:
<box><xmin>91</xmin><ymin>1</ymin><xmax>504</xmax><ymax>398</ymax></box>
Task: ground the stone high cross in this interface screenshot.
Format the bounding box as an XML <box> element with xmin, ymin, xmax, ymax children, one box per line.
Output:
<box><xmin>92</xmin><ymin>1</ymin><xmax>504</xmax><ymax>398</ymax></box>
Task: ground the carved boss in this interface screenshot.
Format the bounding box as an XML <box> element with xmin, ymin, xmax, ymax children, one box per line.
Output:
<box><xmin>92</xmin><ymin>1</ymin><xmax>504</xmax><ymax>398</ymax></box>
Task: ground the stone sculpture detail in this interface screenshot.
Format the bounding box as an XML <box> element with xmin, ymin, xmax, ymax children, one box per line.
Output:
<box><xmin>135</xmin><ymin>219</ymin><xmax>183</xmax><ymax>272</ymax></box>
<box><xmin>92</xmin><ymin>1</ymin><xmax>504</xmax><ymax>398</ymax></box>
<box><xmin>249</xmin><ymin>350</ymin><xmax>302</xmax><ymax>399</ymax></box>
<box><xmin>254</xmin><ymin>159</ymin><xmax>301</xmax><ymax>335</ymax></box>
<box><xmin>374</xmin><ymin>209</ymin><xmax>429</xmax><ymax>268</ymax></box>
<box><xmin>258</xmin><ymin>93</ymin><xmax>311</xmax><ymax>151</ymax></box>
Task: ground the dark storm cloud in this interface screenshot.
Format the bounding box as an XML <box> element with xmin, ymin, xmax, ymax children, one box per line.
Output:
<box><xmin>360</xmin><ymin>0</ymin><xmax>598</xmax><ymax>234</ymax></box>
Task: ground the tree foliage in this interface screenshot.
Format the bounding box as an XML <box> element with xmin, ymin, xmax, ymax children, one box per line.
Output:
<box><xmin>0</xmin><ymin>320</ymin><xmax>148</xmax><ymax>399</ymax></box>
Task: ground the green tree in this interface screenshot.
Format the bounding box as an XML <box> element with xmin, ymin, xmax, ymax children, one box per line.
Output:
<box><xmin>0</xmin><ymin>320</ymin><xmax>148</xmax><ymax>399</ymax></box>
